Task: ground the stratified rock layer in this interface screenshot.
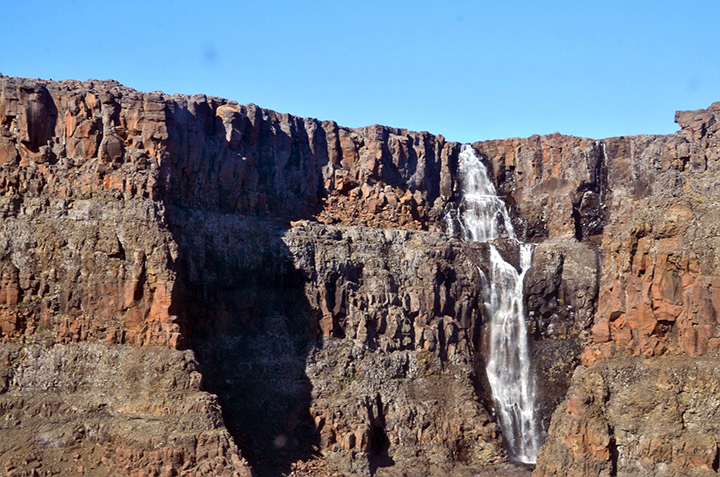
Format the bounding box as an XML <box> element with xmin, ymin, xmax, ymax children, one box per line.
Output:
<box><xmin>0</xmin><ymin>341</ymin><xmax>251</xmax><ymax>476</ymax></box>
<box><xmin>286</xmin><ymin>224</ymin><xmax>502</xmax><ymax>475</ymax></box>
<box><xmin>175</xmin><ymin>216</ymin><xmax>508</xmax><ymax>475</ymax></box>
<box><xmin>531</xmin><ymin>105</ymin><xmax>720</xmax><ymax>476</ymax></box>
<box><xmin>0</xmin><ymin>74</ymin><xmax>512</xmax><ymax>475</ymax></box>
<box><xmin>0</xmin><ymin>74</ymin><xmax>719</xmax><ymax>476</ymax></box>
<box><xmin>587</xmin><ymin>127</ymin><xmax>720</xmax><ymax>361</ymax></box>
<box><xmin>0</xmin><ymin>75</ymin><xmax>460</xmax><ymax>346</ymax></box>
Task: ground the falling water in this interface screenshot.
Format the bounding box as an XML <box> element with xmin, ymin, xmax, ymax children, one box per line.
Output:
<box><xmin>447</xmin><ymin>144</ymin><xmax>540</xmax><ymax>463</ymax></box>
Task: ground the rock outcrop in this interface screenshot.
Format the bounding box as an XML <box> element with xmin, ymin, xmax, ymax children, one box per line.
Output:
<box><xmin>0</xmin><ymin>73</ymin><xmax>719</xmax><ymax>476</ymax></box>
<box><xmin>535</xmin><ymin>356</ymin><xmax>720</xmax><ymax>477</ymax></box>
<box><xmin>531</xmin><ymin>105</ymin><xmax>720</xmax><ymax>475</ymax></box>
<box><xmin>171</xmin><ymin>213</ymin><xmax>508</xmax><ymax>475</ymax></box>
<box><xmin>286</xmin><ymin>224</ymin><xmax>501</xmax><ymax>475</ymax></box>
<box><xmin>586</xmin><ymin>125</ymin><xmax>720</xmax><ymax>361</ymax></box>
<box><xmin>0</xmin><ymin>75</ymin><xmax>510</xmax><ymax>476</ymax></box>
<box><xmin>0</xmin><ymin>341</ymin><xmax>251</xmax><ymax>476</ymax></box>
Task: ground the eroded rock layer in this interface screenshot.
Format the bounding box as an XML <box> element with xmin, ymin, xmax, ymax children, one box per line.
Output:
<box><xmin>0</xmin><ymin>342</ymin><xmax>251</xmax><ymax>476</ymax></box>
<box><xmin>0</xmin><ymin>73</ymin><xmax>719</xmax><ymax>476</ymax></box>
<box><xmin>174</xmin><ymin>216</ymin><xmax>508</xmax><ymax>475</ymax></box>
<box><xmin>535</xmin><ymin>356</ymin><xmax>720</xmax><ymax>477</ymax></box>
<box><xmin>532</xmin><ymin>106</ymin><xmax>720</xmax><ymax>476</ymax></box>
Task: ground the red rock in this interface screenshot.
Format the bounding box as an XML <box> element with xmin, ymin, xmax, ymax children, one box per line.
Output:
<box><xmin>0</xmin><ymin>73</ymin><xmax>719</xmax><ymax>476</ymax></box>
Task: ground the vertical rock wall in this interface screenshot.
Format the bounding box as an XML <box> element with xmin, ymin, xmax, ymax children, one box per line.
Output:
<box><xmin>534</xmin><ymin>105</ymin><xmax>720</xmax><ymax>475</ymax></box>
<box><xmin>1</xmin><ymin>74</ymin><xmax>720</xmax><ymax>476</ymax></box>
<box><xmin>587</xmin><ymin>121</ymin><xmax>720</xmax><ymax>360</ymax></box>
<box><xmin>0</xmin><ymin>75</ymin><xmax>461</xmax><ymax>347</ymax></box>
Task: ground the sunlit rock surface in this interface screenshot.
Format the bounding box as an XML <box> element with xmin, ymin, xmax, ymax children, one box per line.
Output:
<box><xmin>0</xmin><ymin>74</ymin><xmax>719</xmax><ymax>476</ymax></box>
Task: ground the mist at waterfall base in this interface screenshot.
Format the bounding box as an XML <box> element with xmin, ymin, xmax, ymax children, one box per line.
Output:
<box><xmin>445</xmin><ymin>145</ymin><xmax>541</xmax><ymax>464</ymax></box>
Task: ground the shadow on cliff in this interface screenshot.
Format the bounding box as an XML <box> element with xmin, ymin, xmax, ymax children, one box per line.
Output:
<box><xmin>167</xmin><ymin>211</ymin><xmax>321</xmax><ymax>476</ymax></box>
<box><xmin>155</xmin><ymin>99</ymin><xmax>337</xmax><ymax>475</ymax></box>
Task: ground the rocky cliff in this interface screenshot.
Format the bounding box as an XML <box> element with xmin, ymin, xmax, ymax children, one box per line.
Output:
<box><xmin>0</xmin><ymin>74</ymin><xmax>718</xmax><ymax>476</ymax></box>
<box><xmin>533</xmin><ymin>106</ymin><xmax>720</xmax><ymax>476</ymax></box>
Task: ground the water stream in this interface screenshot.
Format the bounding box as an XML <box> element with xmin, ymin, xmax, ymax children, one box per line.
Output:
<box><xmin>446</xmin><ymin>144</ymin><xmax>540</xmax><ymax>463</ymax></box>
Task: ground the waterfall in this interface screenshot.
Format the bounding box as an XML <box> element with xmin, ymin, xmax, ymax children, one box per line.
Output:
<box><xmin>447</xmin><ymin>144</ymin><xmax>540</xmax><ymax>464</ymax></box>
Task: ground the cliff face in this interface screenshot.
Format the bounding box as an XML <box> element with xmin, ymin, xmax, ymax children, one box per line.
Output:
<box><xmin>0</xmin><ymin>75</ymin><xmax>461</xmax><ymax>345</ymax></box>
<box><xmin>0</xmin><ymin>75</ymin><xmax>503</xmax><ymax>475</ymax></box>
<box><xmin>0</xmin><ymin>343</ymin><xmax>249</xmax><ymax>476</ymax></box>
<box><xmin>535</xmin><ymin>356</ymin><xmax>720</xmax><ymax>477</ymax></box>
<box><xmin>589</xmin><ymin>125</ymin><xmax>720</xmax><ymax>360</ymax></box>
<box><xmin>0</xmin><ymin>74</ymin><xmax>719</xmax><ymax>476</ymax></box>
<box><xmin>532</xmin><ymin>107</ymin><xmax>720</xmax><ymax>475</ymax></box>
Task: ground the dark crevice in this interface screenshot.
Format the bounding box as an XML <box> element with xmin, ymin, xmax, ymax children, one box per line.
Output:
<box><xmin>572</xmin><ymin>205</ymin><xmax>584</xmax><ymax>241</ymax></box>
<box><xmin>108</xmin><ymin>240</ymin><xmax>126</xmax><ymax>261</ymax></box>
<box><xmin>571</xmin><ymin>140</ymin><xmax>609</xmax><ymax>242</ymax></box>
<box><xmin>609</xmin><ymin>435</ymin><xmax>619</xmax><ymax>476</ymax></box>
<box><xmin>132</xmin><ymin>260</ymin><xmax>146</xmax><ymax>302</ymax></box>
<box><xmin>368</xmin><ymin>395</ymin><xmax>394</xmax><ymax>475</ymax></box>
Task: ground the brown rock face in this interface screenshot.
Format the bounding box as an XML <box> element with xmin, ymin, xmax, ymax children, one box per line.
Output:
<box><xmin>0</xmin><ymin>199</ymin><xmax>180</xmax><ymax>348</ymax></box>
<box><xmin>1</xmin><ymin>73</ymin><xmax>720</xmax><ymax>476</ymax></box>
<box><xmin>531</xmin><ymin>107</ymin><xmax>720</xmax><ymax>475</ymax></box>
<box><xmin>0</xmin><ymin>74</ymin><xmax>516</xmax><ymax>475</ymax></box>
<box><xmin>534</xmin><ymin>356</ymin><xmax>720</xmax><ymax>477</ymax></box>
<box><xmin>0</xmin><ymin>77</ymin><xmax>179</xmax><ymax>347</ymax></box>
<box><xmin>475</xmin><ymin>134</ymin><xmax>606</xmax><ymax>241</ymax></box>
<box><xmin>0</xmin><ymin>75</ymin><xmax>462</xmax><ymax>348</ymax></box>
<box><xmin>0</xmin><ymin>341</ymin><xmax>251</xmax><ymax>477</ymax></box>
<box><xmin>172</xmin><ymin>216</ymin><xmax>508</xmax><ymax>475</ymax></box>
<box><xmin>584</xmin><ymin>118</ymin><xmax>720</xmax><ymax>362</ymax></box>
<box><xmin>286</xmin><ymin>224</ymin><xmax>502</xmax><ymax>474</ymax></box>
<box><xmin>524</xmin><ymin>237</ymin><xmax>599</xmax><ymax>433</ymax></box>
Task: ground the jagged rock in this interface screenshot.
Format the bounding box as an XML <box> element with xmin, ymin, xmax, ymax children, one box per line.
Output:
<box><xmin>474</xmin><ymin>135</ymin><xmax>607</xmax><ymax>241</ymax></box>
<box><xmin>0</xmin><ymin>198</ymin><xmax>179</xmax><ymax>347</ymax></box>
<box><xmin>584</xmin><ymin>130</ymin><xmax>720</xmax><ymax>362</ymax></box>
<box><xmin>1</xmin><ymin>73</ymin><xmax>720</xmax><ymax>476</ymax></box>
<box><xmin>524</xmin><ymin>237</ymin><xmax>599</xmax><ymax>433</ymax></box>
<box><xmin>0</xmin><ymin>341</ymin><xmax>251</xmax><ymax>476</ymax></box>
<box><xmin>535</xmin><ymin>356</ymin><xmax>720</xmax><ymax>477</ymax></box>
<box><xmin>286</xmin><ymin>224</ymin><xmax>503</xmax><ymax>474</ymax></box>
<box><xmin>171</xmin><ymin>215</ymin><xmax>505</xmax><ymax>475</ymax></box>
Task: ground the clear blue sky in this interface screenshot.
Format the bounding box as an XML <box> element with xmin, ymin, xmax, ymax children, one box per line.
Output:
<box><xmin>2</xmin><ymin>1</ymin><xmax>718</xmax><ymax>142</ymax></box>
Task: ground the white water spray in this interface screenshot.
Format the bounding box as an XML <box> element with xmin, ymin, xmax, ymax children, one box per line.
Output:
<box><xmin>447</xmin><ymin>144</ymin><xmax>540</xmax><ymax>463</ymax></box>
